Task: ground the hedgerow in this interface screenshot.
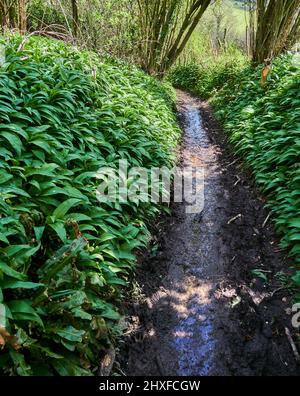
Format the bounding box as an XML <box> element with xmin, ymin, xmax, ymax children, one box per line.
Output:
<box><xmin>211</xmin><ymin>56</ymin><xmax>300</xmax><ymax>300</ymax></box>
<box><xmin>0</xmin><ymin>35</ymin><xmax>180</xmax><ymax>375</ymax></box>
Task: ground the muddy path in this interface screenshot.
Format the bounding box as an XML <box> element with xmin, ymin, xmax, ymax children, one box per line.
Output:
<box><xmin>121</xmin><ymin>91</ymin><xmax>300</xmax><ymax>376</ymax></box>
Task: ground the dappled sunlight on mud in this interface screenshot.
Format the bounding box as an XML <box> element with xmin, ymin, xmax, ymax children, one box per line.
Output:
<box><xmin>169</xmin><ymin>278</ymin><xmax>216</xmax><ymax>375</ymax></box>
<box><xmin>123</xmin><ymin>92</ymin><xmax>300</xmax><ymax>377</ymax></box>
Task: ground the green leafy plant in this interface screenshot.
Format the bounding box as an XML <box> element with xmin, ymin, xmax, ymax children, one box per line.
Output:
<box><xmin>0</xmin><ymin>34</ymin><xmax>180</xmax><ymax>375</ymax></box>
<box><xmin>210</xmin><ymin>55</ymin><xmax>300</xmax><ymax>301</ymax></box>
<box><xmin>168</xmin><ymin>49</ymin><xmax>247</xmax><ymax>99</ymax></box>
<box><xmin>251</xmin><ymin>270</ymin><xmax>268</xmax><ymax>283</ymax></box>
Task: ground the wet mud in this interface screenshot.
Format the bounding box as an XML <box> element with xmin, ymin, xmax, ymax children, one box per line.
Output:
<box><xmin>121</xmin><ymin>92</ymin><xmax>300</xmax><ymax>376</ymax></box>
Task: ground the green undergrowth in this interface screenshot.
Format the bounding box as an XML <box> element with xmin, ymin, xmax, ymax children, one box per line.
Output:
<box><xmin>0</xmin><ymin>34</ymin><xmax>180</xmax><ymax>375</ymax></box>
<box><xmin>211</xmin><ymin>56</ymin><xmax>300</xmax><ymax>299</ymax></box>
<box><xmin>168</xmin><ymin>49</ymin><xmax>247</xmax><ymax>99</ymax></box>
<box><xmin>169</xmin><ymin>54</ymin><xmax>300</xmax><ymax>299</ymax></box>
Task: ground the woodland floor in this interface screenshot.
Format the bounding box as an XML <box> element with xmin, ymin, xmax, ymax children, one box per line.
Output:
<box><xmin>120</xmin><ymin>91</ymin><xmax>300</xmax><ymax>376</ymax></box>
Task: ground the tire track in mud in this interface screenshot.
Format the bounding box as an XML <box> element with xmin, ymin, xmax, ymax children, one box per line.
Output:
<box><xmin>121</xmin><ymin>91</ymin><xmax>300</xmax><ymax>376</ymax></box>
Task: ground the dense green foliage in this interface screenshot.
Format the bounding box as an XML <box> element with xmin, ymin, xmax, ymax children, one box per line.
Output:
<box><xmin>211</xmin><ymin>56</ymin><xmax>300</xmax><ymax>298</ymax></box>
<box><xmin>27</xmin><ymin>0</ymin><xmax>67</xmax><ymax>31</ymax></box>
<box><xmin>0</xmin><ymin>35</ymin><xmax>180</xmax><ymax>375</ymax></box>
<box><xmin>168</xmin><ymin>49</ymin><xmax>247</xmax><ymax>98</ymax></box>
<box><xmin>27</xmin><ymin>0</ymin><xmax>137</xmax><ymax>61</ymax></box>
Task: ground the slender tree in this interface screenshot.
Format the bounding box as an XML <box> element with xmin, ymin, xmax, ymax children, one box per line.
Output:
<box><xmin>245</xmin><ymin>0</ymin><xmax>256</xmax><ymax>57</ymax></box>
<box><xmin>0</xmin><ymin>1</ymin><xmax>8</xmax><ymax>28</ymax></box>
<box><xmin>18</xmin><ymin>0</ymin><xmax>26</xmax><ymax>32</ymax></box>
<box><xmin>254</xmin><ymin>0</ymin><xmax>300</xmax><ymax>63</ymax></box>
<box><xmin>0</xmin><ymin>0</ymin><xmax>18</xmax><ymax>29</ymax></box>
<box><xmin>137</xmin><ymin>0</ymin><xmax>212</xmax><ymax>76</ymax></box>
<box><xmin>71</xmin><ymin>0</ymin><xmax>79</xmax><ymax>37</ymax></box>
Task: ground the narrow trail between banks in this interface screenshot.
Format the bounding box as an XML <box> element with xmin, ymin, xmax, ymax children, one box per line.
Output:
<box><xmin>122</xmin><ymin>92</ymin><xmax>300</xmax><ymax>376</ymax></box>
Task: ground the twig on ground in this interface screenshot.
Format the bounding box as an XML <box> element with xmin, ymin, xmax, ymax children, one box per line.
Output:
<box><xmin>227</xmin><ymin>158</ymin><xmax>239</xmax><ymax>168</ymax></box>
<box><xmin>274</xmin><ymin>247</ymin><xmax>284</xmax><ymax>253</ymax></box>
<box><xmin>227</xmin><ymin>214</ymin><xmax>242</xmax><ymax>225</ymax></box>
<box><xmin>234</xmin><ymin>175</ymin><xmax>241</xmax><ymax>186</ymax></box>
<box><xmin>270</xmin><ymin>287</ymin><xmax>285</xmax><ymax>297</ymax></box>
<box><xmin>285</xmin><ymin>327</ymin><xmax>300</xmax><ymax>363</ymax></box>
<box><xmin>262</xmin><ymin>212</ymin><xmax>271</xmax><ymax>228</ymax></box>
<box><xmin>272</xmin><ymin>341</ymin><xmax>288</xmax><ymax>367</ymax></box>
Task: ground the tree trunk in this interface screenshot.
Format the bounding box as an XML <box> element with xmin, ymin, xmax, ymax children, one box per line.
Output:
<box><xmin>0</xmin><ymin>0</ymin><xmax>13</xmax><ymax>29</ymax></box>
<box><xmin>71</xmin><ymin>0</ymin><xmax>79</xmax><ymax>37</ymax></box>
<box><xmin>253</xmin><ymin>0</ymin><xmax>300</xmax><ymax>63</ymax></box>
<box><xmin>18</xmin><ymin>0</ymin><xmax>26</xmax><ymax>32</ymax></box>
<box><xmin>0</xmin><ymin>1</ymin><xmax>8</xmax><ymax>29</ymax></box>
<box><xmin>248</xmin><ymin>0</ymin><xmax>256</xmax><ymax>57</ymax></box>
<box><xmin>137</xmin><ymin>0</ymin><xmax>212</xmax><ymax>76</ymax></box>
